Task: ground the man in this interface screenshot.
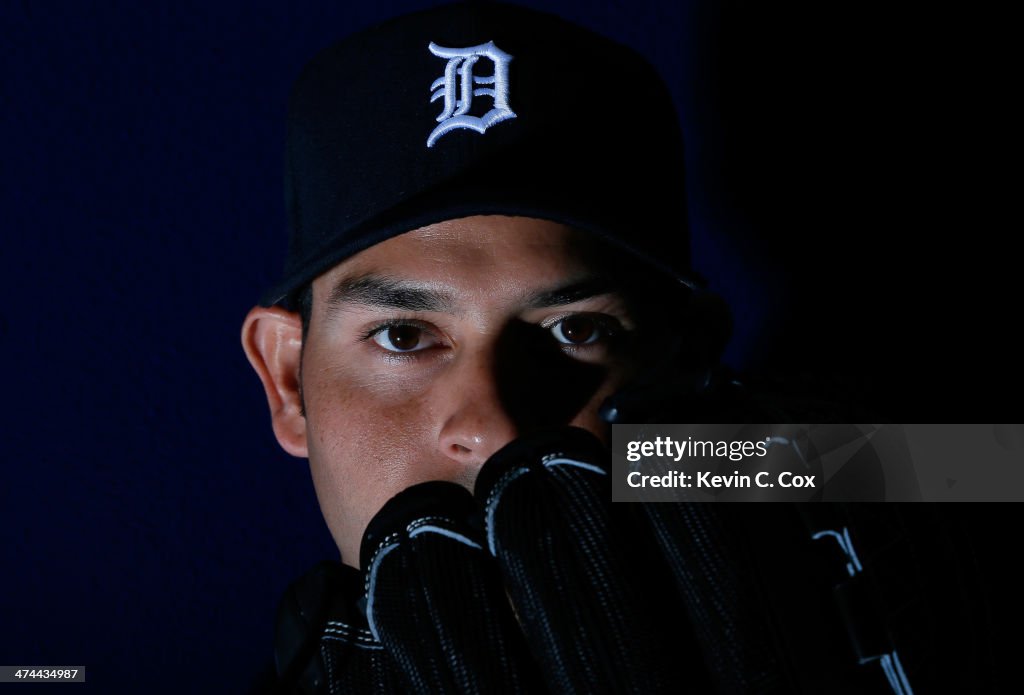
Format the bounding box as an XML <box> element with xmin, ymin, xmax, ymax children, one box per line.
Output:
<box><xmin>242</xmin><ymin>2</ymin><xmax>991</xmax><ymax>693</ymax></box>
<box><xmin>242</xmin><ymin>0</ymin><xmax>713</xmax><ymax>553</ymax></box>
<box><xmin>240</xmin><ymin>1</ymin><xmax>734</xmax><ymax>689</ymax></box>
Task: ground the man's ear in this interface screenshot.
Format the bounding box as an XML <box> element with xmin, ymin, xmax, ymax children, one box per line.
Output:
<box><xmin>241</xmin><ymin>306</ymin><xmax>308</xmax><ymax>457</ymax></box>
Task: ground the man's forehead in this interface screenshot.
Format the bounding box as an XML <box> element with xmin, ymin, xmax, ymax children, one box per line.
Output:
<box><xmin>311</xmin><ymin>215</ymin><xmax>621</xmax><ymax>302</ymax></box>
<box><xmin>351</xmin><ymin>215</ymin><xmax>600</xmax><ymax>258</ymax></box>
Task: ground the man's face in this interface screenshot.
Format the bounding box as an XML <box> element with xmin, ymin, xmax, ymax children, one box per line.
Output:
<box><xmin>296</xmin><ymin>216</ymin><xmax>641</xmax><ymax>566</ymax></box>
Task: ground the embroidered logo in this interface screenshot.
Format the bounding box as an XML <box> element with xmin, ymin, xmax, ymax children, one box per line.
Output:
<box><xmin>427</xmin><ymin>41</ymin><xmax>516</xmax><ymax>148</ymax></box>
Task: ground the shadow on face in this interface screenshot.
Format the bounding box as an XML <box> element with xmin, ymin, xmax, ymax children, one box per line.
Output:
<box><xmin>492</xmin><ymin>318</ymin><xmax>610</xmax><ymax>431</ymax></box>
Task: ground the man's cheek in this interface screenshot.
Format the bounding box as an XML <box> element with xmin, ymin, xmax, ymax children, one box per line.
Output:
<box><xmin>309</xmin><ymin>379</ymin><xmax>437</xmax><ymax>488</ymax></box>
<box><xmin>314</xmin><ymin>404</ymin><xmax>431</xmax><ymax>469</ymax></box>
<box><xmin>307</xmin><ymin>362</ymin><xmax>424</xmax><ymax>436</ymax></box>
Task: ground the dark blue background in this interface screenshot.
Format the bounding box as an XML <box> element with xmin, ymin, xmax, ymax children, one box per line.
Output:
<box><xmin>2</xmin><ymin>1</ymin><xmax>1016</xmax><ymax>692</ymax></box>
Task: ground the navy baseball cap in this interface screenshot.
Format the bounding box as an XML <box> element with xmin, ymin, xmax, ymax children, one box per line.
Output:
<box><xmin>260</xmin><ymin>0</ymin><xmax>702</xmax><ymax>309</ymax></box>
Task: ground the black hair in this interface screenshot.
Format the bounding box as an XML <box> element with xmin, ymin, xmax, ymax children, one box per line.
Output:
<box><xmin>295</xmin><ymin>283</ymin><xmax>314</xmax><ymax>417</ymax></box>
<box><xmin>298</xmin><ymin>283</ymin><xmax>314</xmax><ymax>343</ymax></box>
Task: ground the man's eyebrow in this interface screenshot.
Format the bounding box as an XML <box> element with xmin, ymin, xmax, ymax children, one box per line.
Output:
<box><xmin>326</xmin><ymin>275</ymin><xmax>454</xmax><ymax>312</ymax></box>
<box><xmin>527</xmin><ymin>277</ymin><xmax>618</xmax><ymax>308</ymax></box>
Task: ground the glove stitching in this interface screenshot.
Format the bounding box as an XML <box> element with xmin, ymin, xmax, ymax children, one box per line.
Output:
<box><xmin>482</xmin><ymin>465</ymin><xmax>531</xmax><ymax>556</ymax></box>
<box><xmin>363</xmin><ymin>532</ymin><xmax>401</xmax><ymax>596</ymax></box>
<box><xmin>322</xmin><ymin>626</ymin><xmax>384</xmax><ymax>651</ymax></box>
<box><xmin>406</xmin><ymin>515</ymin><xmax>451</xmax><ymax>534</ymax></box>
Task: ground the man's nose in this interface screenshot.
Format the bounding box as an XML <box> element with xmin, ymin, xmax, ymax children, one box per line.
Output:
<box><xmin>436</xmin><ymin>351</ymin><xmax>519</xmax><ymax>474</ymax></box>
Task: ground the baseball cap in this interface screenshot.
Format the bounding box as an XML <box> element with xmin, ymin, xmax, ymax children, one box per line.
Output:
<box><xmin>260</xmin><ymin>0</ymin><xmax>702</xmax><ymax>309</ymax></box>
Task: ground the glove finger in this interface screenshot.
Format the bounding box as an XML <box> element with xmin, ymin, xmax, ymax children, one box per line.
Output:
<box><xmin>361</xmin><ymin>481</ymin><xmax>544</xmax><ymax>695</ymax></box>
<box><xmin>637</xmin><ymin>501</ymin><xmax>791</xmax><ymax>694</ymax></box>
<box><xmin>474</xmin><ymin>427</ymin><xmax>689</xmax><ymax>695</ymax></box>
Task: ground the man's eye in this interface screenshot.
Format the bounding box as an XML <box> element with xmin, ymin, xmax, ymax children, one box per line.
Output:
<box><xmin>549</xmin><ymin>315</ymin><xmax>610</xmax><ymax>346</ymax></box>
<box><xmin>371</xmin><ymin>324</ymin><xmax>437</xmax><ymax>352</ymax></box>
